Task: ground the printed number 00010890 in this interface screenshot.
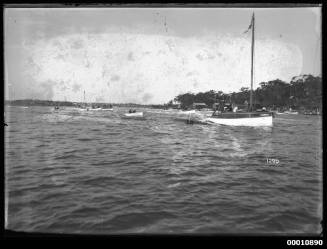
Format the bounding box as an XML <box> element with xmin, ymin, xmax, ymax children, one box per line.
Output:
<box><xmin>287</xmin><ymin>240</ymin><xmax>323</xmax><ymax>246</ymax></box>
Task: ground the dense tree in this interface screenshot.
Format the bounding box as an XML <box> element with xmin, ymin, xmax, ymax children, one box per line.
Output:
<box><xmin>170</xmin><ymin>75</ymin><xmax>321</xmax><ymax>111</ymax></box>
<box><xmin>174</xmin><ymin>92</ymin><xmax>196</xmax><ymax>109</ymax></box>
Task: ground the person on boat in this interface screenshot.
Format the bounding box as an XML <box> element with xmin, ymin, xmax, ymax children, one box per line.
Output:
<box><xmin>244</xmin><ymin>100</ymin><xmax>249</xmax><ymax>111</ymax></box>
<box><xmin>213</xmin><ymin>102</ymin><xmax>224</xmax><ymax>116</ymax></box>
<box><xmin>218</xmin><ymin>102</ymin><xmax>224</xmax><ymax>113</ymax></box>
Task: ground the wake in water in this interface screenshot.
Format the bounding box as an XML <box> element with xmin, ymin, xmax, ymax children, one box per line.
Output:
<box><xmin>40</xmin><ymin>108</ymin><xmax>123</xmax><ymax>124</ymax></box>
<box><xmin>41</xmin><ymin>113</ymin><xmax>75</xmax><ymax>123</ymax></box>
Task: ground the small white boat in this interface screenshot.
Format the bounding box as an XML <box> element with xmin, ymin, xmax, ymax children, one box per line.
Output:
<box><xmin>101</xmin><ymin>108</ymin><xmax>114</xmax><ymax>111</ymax></box>
<box><xmin>53</xmin><ymin>106</ymin><xmax>61</xmax><ymax>111</ymax></box>
<box><xmin>284</xmin><ymin>111</ymin><xmax>298</xmax><ymax>115</ymax></box>
<box><xmin>124</xmin><ymin>112</ymin><xmax>143</xmax><ymax>117</ymax></box>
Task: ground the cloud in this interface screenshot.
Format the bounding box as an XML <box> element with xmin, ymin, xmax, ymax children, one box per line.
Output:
<box><xmin>20</xmin><ymin>31</ymin><xmax>303</xmax><ymax>103</ymax></box>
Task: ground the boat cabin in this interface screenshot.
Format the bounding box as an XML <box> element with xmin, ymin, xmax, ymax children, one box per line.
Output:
<box><xmin>213</xmin><ymin>102</ymin><xmax>235</xmax><ymax>113</ymax></box>
<box><xmin>211</xmin><ymin>101</ymin><xmax>273</xmax><ymax>118</ymax></box>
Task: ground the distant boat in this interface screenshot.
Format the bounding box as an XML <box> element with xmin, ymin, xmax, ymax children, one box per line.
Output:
<box><xmin>276</xmin><ymin>111</ymin><xmax>286</xmax><ymax>115</ymax></box>
<box><xmin>284</xmin><ymin>111</ymin><xmax>298</xmax><ymax>115</ymax></box>
<box><xmin>123</xmin><ymin>109</ymin><xmax>144</xmax><ymax>119</ymax></box>
<box><xmin>203</xmin><ymin>13</ymin><xmax>274</xmax><ymax>127</ymax></box>
<box><xmin>124</xmin><ymin>112</ymin><xmax>144</xmax><ymax>117</ymax></box>
<box><xmin>303</xmin><ymin>109</ymin><xmax>320</xmax><ymax>115</ymax></box>
<box><xmin>90</xmin><ymin>106</ymin><xmax>102</xmax><ymax>111</ymax></box>
<box><xmin>53</xmin><ymin>106</ymin><xmax>60</xmax><ymax>111</ymax></box>
<box><xmin>76</xmin><ymin>90</ymin><xmax>90</xmax><ymax>111</ymax></box>
<box><xmin>284</xmin><ymin>108</ymin><xmax>299</xmax><ymax>115</ymax></box>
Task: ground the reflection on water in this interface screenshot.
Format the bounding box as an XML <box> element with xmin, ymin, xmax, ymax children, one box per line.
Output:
<box><xmin>5</xmin><ymin>106</ymin><xmax>322</xmax><ymax>234</ymax></box>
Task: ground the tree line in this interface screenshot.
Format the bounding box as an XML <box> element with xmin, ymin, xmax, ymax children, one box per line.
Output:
<box><xmin>5</xmin><ymin>74</ymin><xmax>321</xmax><ymax>111</ymax></box>
<box><xmin>4</xmin><ymin>99</ymin><xmax>170</xmax><ymax>109</ymax></box>
<box><xmin>169</xmin><ymin>74</ymin><xmax>322</xmax><ymax>111</ymax></box>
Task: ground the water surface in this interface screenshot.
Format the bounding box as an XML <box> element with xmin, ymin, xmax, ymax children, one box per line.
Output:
<box><xmin>4</xmin><ymin>106</ymin><xmax>322</xmax><ymax>234</ymax></box>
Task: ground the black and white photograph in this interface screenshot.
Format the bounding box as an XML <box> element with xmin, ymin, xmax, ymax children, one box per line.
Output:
<box><xmin>4</xmin><ymin>4</ymin><xmax>322</xmax><ymax>236</ymax></box>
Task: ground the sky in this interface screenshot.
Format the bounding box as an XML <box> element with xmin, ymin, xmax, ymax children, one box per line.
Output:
<box><xmin>4</xmin><ymin>7</ymin><xmax>321</xmax><ymax>104</ymax></box>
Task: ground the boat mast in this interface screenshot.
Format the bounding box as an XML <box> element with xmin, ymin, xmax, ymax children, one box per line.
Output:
<box><xmin>250</xmin><ymin>13</ymin><xmax>255</xmax><ymax>112</ymax></box>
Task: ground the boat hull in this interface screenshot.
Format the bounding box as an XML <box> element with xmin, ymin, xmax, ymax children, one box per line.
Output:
<box><xmin>124</xmin><ymin>112</ymin><xmax>143</xmax><ymax>117</ymax></box>
<box><xmin>204</xmin><ymin>115</ymin><xmax>273</xmax><ymax>127</ymax></box>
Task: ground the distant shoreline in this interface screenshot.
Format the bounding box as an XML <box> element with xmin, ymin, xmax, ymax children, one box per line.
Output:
<box><xmin>4</xmin><ymin>99</ymin><xmax>172</xmax><ymax>109</ymax></box>
<box><xmin>4</xmin><ymin>98</ymin><xmax>320</xmax><ymax>113</ymax></box>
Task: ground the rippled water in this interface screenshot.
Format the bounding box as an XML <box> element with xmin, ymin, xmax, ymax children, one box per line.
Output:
<box><xmin>4</xmin><ymin>106</ymin><xmax>322</xmax><ymax>234</ymax></box>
